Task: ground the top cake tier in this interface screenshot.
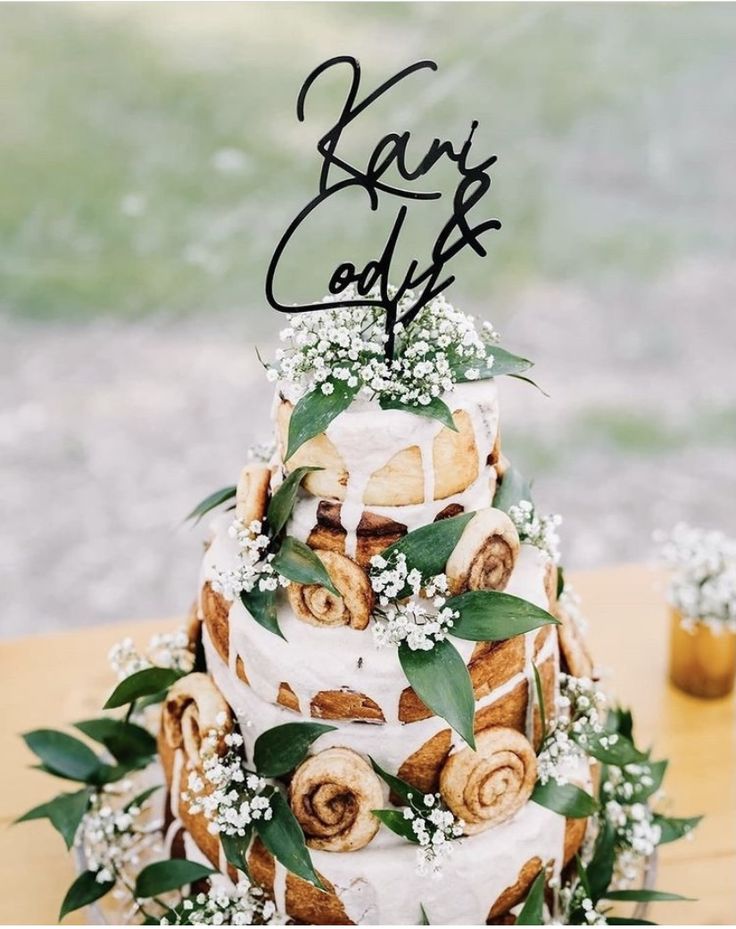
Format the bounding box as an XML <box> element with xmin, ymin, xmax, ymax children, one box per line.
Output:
<box><xmin>275</xmin><ymin>379</ymin><xmax>501</xmax><ymax>563</ymax></box>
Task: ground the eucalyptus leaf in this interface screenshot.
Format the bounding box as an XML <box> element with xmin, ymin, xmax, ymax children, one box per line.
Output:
<box><xmin>572</xmin><ymin>730</ymin><xmax>647</xmax><ymax>767</ymax></box>
<box><xmin>509</xmin><ymin>372</ymin><xmax>549</xmax><ymax>396</ymax></box>
<box><xmin>605</xmin><ymin>706</ymin><xmax>634</xmax><ymax>741</ymax></box>
<box><xmin>16</xmin><ymin>787</ymin><xmax>92</xmax><ymax>849</ymax></box>
<box><xmin>103</xmin><ymin>667</ymin><xmax>185</xmax><ymax>709</ymax></box>
<box><xmin>604</xmin><ymin>890</ymin><xmax>693</xmax><ymax>903</ymax></box>
<box><xmin>531</xmin><ymin>780</ymin><xmax>598</xmax><ymax>818</ymax></box>
<box><xmin>256</xmin><ymin>791</ymin><xmax>324</xmax><ymax>889</ymax></box>
<box><xmin>371</xmin><ymin>809</ymin><xmax>420</xmax><ymax>843</ymax></box>
<box><xmin>447</xmin><ymin>590</ymin><xmax>559</xmax><ymax>641</ymax></box>
<box><xmin>379</xmin><ymin>511</ymin><xmax>474</xmax><ymax>590</ymax></box>
<box><xmin>267</xmin><ymin>467</ymin><xmax>322</xmax><ymax>538</ymax></box>
<box><xmin>124</xmin><ymin>785</ymin><xmax>162</xmax><ymax>814</ymax></box>
<box><xmin>587</xmin><ymin>820</ymin><xmax>616</xmax><ymax>903</ymax></box>
<box><xmin>369</xmin><ymin>757</ymin><xmax>416</xmax><ymax>805</ymax></box>
<box><xmin>241</xmin><ymin>586</ymin><xmax>284</xmax><ymax>639</ymax></box>
<box><xmin>634</xmin><ymin>760</ymin><xmax>668</xmax><ymax>801</ymax></box>
<box><xmin>450</xmin><ymin>344</ymin><xmax>533</xmax><ymax>382</ymax></box>
<box><xmin>652</xmin><ymin>814</ymin><xmax>702</xmax><ymax>845</ymax></box>
<box><xmin>221</xmin><ymin>829</ymin><xmax>253</xmax><ymax>876</ymax></box>
<box><xmin>556</xmin><ymin>565</ymin><xmax>566</xmax><ymax>599</ymax></box>
<box><xmin>379</xmin><ymin>395</ymin><xmax>458</xmax><ymax>432</ymax></box>
<box><xmin>286</xmin><ymin>380</ymin><xmax>358</xmax><ymax>461</ymax></box>
<box><xmin>23</xmin><ymin>729</ymin><xmax>102</xmax><ymax>783</ymax></box>
<box><xmin>516</xmin><ymin>869</ymin><xmax>545</xmax><ymax>925</ymax></box>
<box><xmin>254</xmin><ymin>722</ymin><xmax>337</xmax><ymax>777</ymax></box>
<box><xmin>532</xmin><ymin>663</ymin><xmax>547</xmax><ymax>744</ymax></box>
<box><xmin>271</xmin><ymin>536</ymin><xmax>340</xmax><ymax>596</ymax></box>
<box><xmin>74</xmin><ymin>718</ymin><xmax>157</xmax><ymax>765</ymax></box>
<box><xmin>492</xmin><ymin>465</ymin><xmax>533</xmax><ymax>513</ymax></box>
<box><xmin>134</xmin><ymin>859</ymin><xmax>216</xmax><ymax>898</ymax></box>
<box><xmin>399</xmin><ymin>638</ymin><xmax>476</xmax><ymax>749</ymax></box>
<box><xmin>59</xmin><ymin>869</ymin><xmax>116</xmax><ymax>920</ymax></box>
<box><xmin>186</xmin><ymin>486</ymin><xmax>236</xmax><ymax>524</ymax></box>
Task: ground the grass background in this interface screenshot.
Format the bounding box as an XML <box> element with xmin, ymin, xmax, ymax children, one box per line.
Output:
<box><xmin>1</xmin><ymin>2</ymin><xmax>735</xmax><ymax>634</ymax></box>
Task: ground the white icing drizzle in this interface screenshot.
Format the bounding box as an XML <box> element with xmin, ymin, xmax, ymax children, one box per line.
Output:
<box><xmin>163</xmin><ymin>817</ymin><xmax>182</xmax><ymax>856</ymax></box>
<box><xmin>170</xmin><ymin>749</ymin><xmax>184</xmax><ymax>820</ymax></box>
<box><xmin>272</xmin><ymin>861</ymin><xmax>288</xmax><ymax>916</ymax></box>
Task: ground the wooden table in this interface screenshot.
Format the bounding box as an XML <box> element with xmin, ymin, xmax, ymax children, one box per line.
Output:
<box><xmin>1</xmin><ymin>565</ymin><xmax>734</xmax><ymax>925</ymax></box>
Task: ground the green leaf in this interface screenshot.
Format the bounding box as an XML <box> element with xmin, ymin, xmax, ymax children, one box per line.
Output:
<box><xmin>653</xmin><ymin>814</ymin><xmax>702</xmax><ymax>845</ymax></box>
<box><xmin>221</xmin><ymin>829</ymin><xmax>253</xmax><ymax>875</ymax></box>
<box><xmin>267</xmin><ymin>467</ymin><xmax>322</xmax><ymax>538</ymax></box>
<box><xmin>532</xmin><ymin>663</ymin><xmax>547</xmax><ymax>744</ymax></box>
<box><xmin>74</xmin><ymin>718</ymin><xmax>157</xmax><ymax>765</ymax></box>
<box><xmin>254</xmin><ymin>722</ymin><xmax>337</xmax><ymax>777</ymax></box>
<box><xmin>103</xmin><ymin>667</ymin><xmax>185</xmax><ymax>709</ymax></box>
<box><xmin>604</xmin><ymin>890</ymin><xmax>693</xmax><ymax>903</ymax></box>
<box><xmin>492</xmin><ymin>465</ymin><xmax>533</xmax><ymax>513</ymax></box>
<box><xmin>556</xmin><ymin>565</ymin><xmax>566</xmax><ymax>599</ymax></box>
<box><xmin>575</xmin><ymin>853</ymin><xmax>593</xmax><ymax>899</ymax></box>
<box><xmin>451</xmin><ymin>344</ymin><xmax>533</xmax><ymax>382</ymax></box>
<box><xmin>531</xmin><ymin>780</ymin><xmax>598</xmax><ymax>818</ymax></box>
<box><xmin>23</xmin><ymin>729</ymin><xmax>102</xmax><ymax>783</ymax></box>
<box><xmin>379</xmin><ymin>511</ymin><xmax>475</xmax><ymax>590</ymax></box>
<box><xmin>371</xmin><ymin>809</ymin><xmax>419</xmax><ymax>843</ymax></box>
<box><xmin>517</xmin><ymin>869</ymin><xmax>545</xmax><ymax>925</ymax></box>
<box><xmin>240</xmin><ymin>586</ymin><xmax>283</xmax><ymax>639</ymax></box>
<box><xmin>186</xmin><ymin>485</ymin><xmax>236</xmax><ymax>523</ymax></box>
<box><xmin>271</xmin><ymin>536</ymin><xmax>339</xmax><ymax>596</ymax></box>
<box><xmin>605</xmin><ymin>706</ymin><xmax>634</xmax><ymax>741</ymax></box>
<box><xmin>635</xmin><ymin>760</ymin><xmax>668</xmax><ymax>801</ymax></box>
<box><xmin>256</xmin><ymin>791</ymin><xmax>324</xmax><ymax>889</ymax></box>
<box><xmin>134</xmin><ymin>859</ymin><xmax>216</xmax><ymax>898</ymax></box>
<box><xmin>369</xmin><ymin>757</ymin><xmax>416</xmax><ymax>805</ymax></box>
<box><xmin>16</xmin><ymin>787</ymin><xmax>92</xmax><ymax>849</ymax></box>
<box><xmin>573</xmin><ymin>731</ymin><xmax>647</xmax><ymax>767</ymax></box>
<box><xmin>587</xmin><ymin>820</ymin><xmax>616</xmax><ymax>903</ymax></box>
<box><xmin>447</xmin><ymin>590</ymin><xmax>559</xmax><ymax>641</ymax></box>
<box><xmin>379</xmin><ymin>395</ymin><xmax>458</xmax><ymax>432</ymax></box>
<box><xmin>125</xmin><ymin>785</ymin><xmax>162</xmax><ymax>813</ymax></box>
<box><xmin>59</xmin><ymin>869</ymin><xmax>116</xmax><ymax>920</ymax></box>
<box><xmin>286</xmin><ymin>380</ymin><xmax>358</xmax><ymax>461</ymax></box>
<box><xmin>399</xmin><ymin>639</ymin><xmax>476</xmax><ymax>749</ymax></box>
<box><xmin>419</xmin><ymin>903</ymin><xmax>431</xmax><ymax>925</ymax></box>
<box><xmin>508</xmin><ymin>372</ymin><xmax>549</xmax><ymax>396</ymax></box>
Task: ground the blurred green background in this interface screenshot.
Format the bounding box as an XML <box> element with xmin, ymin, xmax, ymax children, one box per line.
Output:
<box><xmin>2</xmin><ymin>2</ymin><xmax>735</xmax><ymax>634</ymax></box>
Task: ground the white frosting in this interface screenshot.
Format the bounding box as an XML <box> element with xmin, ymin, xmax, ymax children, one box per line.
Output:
<box><xmin>202</xmin><ymin>515</ymin><xmax>552</xmax><ymax>729</ymax></box>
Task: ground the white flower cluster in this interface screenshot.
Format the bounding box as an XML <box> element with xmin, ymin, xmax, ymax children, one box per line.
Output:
<box><xmin>370</xmin><ymin>553</ymin><xmax>457</xmax><ymax>651</ymax></box>
<box><xmin>508</xmin><ymin>500</ymin><xmax>562</xmax><ymax>563</ymax></box>
<box><xmin>163</xmin><ymin>881</ymin><xmax>283</xmax><ymax>926</ymax></box>
<box><xmin>402</xmin><ymin>792</ymin><xmax>464</xmax><ymax>877</ymax></box>
<box><xmin>185</xmin><ymin>731</ymin><xmax>272</xmax><ymax>837</ymax></box>
<box><xmin>656</xmin><ymin>523</ymin><xmax>736</xmax><ymax>632</ymax></box>
<box><xmin>108</xmin><ymin>629</ymin><xmax>194</xmax><ymax>682</ymax></box>
<box><xmin>268</xmin><ymin>286</ymin><xmax>498</xmax><ymax>407</ymax></box>
<box><xmin>601</xmin><ymin>764</ymin><xmax>661</xmax><ymax>887</ymax></box>
<box><xmin>77</xmin><ymin>780</ymin><xmax>162</xmax><ymax>889</ymax></box>
<box><xmin>537</xmin><ymin>674</ymin><xmax>606</xmax><ymax>786</ymax></box>
<box><xmin>210</xmin><ymin>519</ymin><xmax>289</xmax><ymax>601</ymax></box>
<box><xmin>558</xmin><ymin>585</ymin><xmax>588</xmax><ymax>635</ymax></box>
<box><xmin>558</xmin><ymin>882</ymin><xmax>608</xmax><ymax>925</ymax></box>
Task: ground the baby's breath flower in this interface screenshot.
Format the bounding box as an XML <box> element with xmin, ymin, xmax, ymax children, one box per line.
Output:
<box><xmin>537</xmin><ymin>674</ymin><xmax>607</xmax><ymax>786</ymax></box>
<box><xmin>656</xmin><ymin>523</ymin><xmax>736</xmax><ymax>632</ymax></box>
<box><xmin>369</xmin><ymin>553</ymin><xmax>456</xmax><ymax>651</ymax></box>
<box><xmin>170</xmin><ymin>880</ymin><xmax>284</xmax><ymax>925</ymax></box>
<box><xmin>108</xmin><ymin>628</ymin><xmax>194</xmax><ymax>681</ymax></box>
<box><xmin>508</xmin><ymin>499</ymin><xmax>562</xmax><ymax>563</ymax></box>
<box><xmin>398</xmin><ymin>792</ymin><xmax>463</xmax><ymax>877</ymax></box>
<box><xmin>268</xmin><ymin>286</ymin><xmax>497</xmax><ymax>408</ymax></box>
<box><xmin>210</xmin><ymin>519</ymin><xmax>290</xmax><ymax>601</ymax></box>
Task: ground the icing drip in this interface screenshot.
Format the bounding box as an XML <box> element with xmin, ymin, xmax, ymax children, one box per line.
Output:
<box><xmin>170</xmin><ymin>750</ymin><xmax>184</xmax><ymax>820</ymax></box>
<box><xmin>272</xmin><ymin>861</ymin><xmax>288</xmax><ymax>916</ymax></box>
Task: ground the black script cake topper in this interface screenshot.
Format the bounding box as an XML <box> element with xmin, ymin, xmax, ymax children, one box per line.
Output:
<box><xmin>265</xmin><ymin>56</ymin><xmax>501</xmax><ymax>359</ymax></box>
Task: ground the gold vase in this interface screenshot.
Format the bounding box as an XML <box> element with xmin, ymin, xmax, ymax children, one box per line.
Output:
<box><xmin>669</xmin><ymin>607</ymin><xmax>736</xmax><ymax>698</ymax></box>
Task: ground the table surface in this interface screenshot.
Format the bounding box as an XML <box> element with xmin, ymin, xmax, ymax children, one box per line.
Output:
<box><xmin>1</xmin><ymin>564</ymin><xmax>734</xmax><ymax>926</ymax></box>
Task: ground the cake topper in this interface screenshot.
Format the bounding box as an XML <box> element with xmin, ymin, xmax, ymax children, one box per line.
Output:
<box><xmin>266</xmin><ymin>56</ymin><xmax>502</xmax><ymax>359</ymax></box>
